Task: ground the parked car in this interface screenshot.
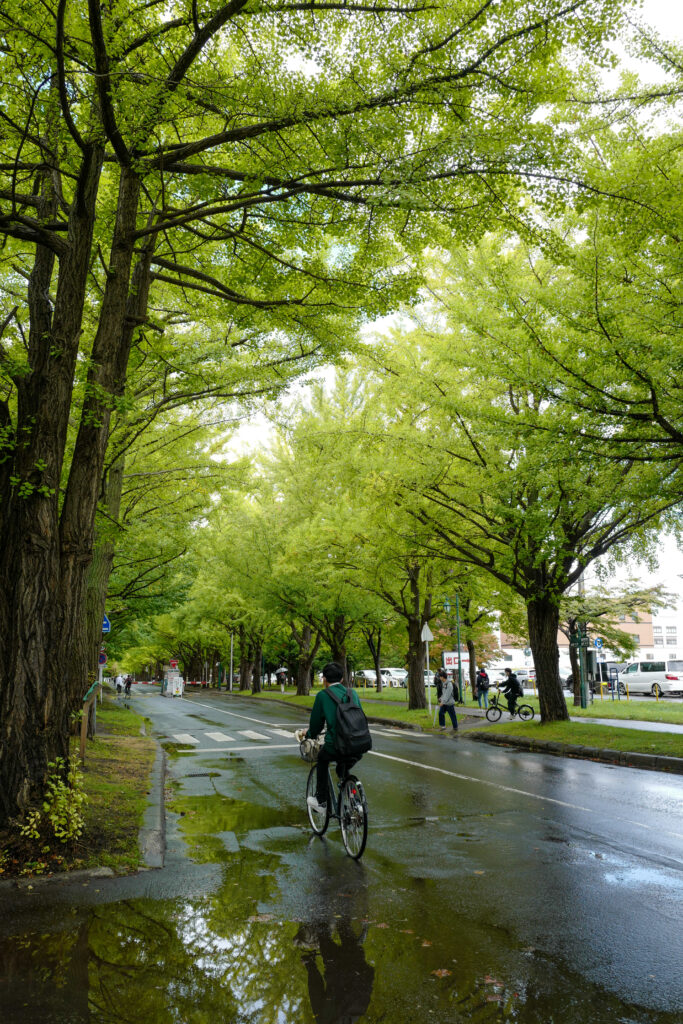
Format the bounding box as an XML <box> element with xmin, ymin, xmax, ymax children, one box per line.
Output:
<box><xmin>354</xmin><ymin>669</ymin><xmax>379</xmax><ymax>687</ymax></box>
<box><xmin>383</xmin><ymin>667</ymin><xmax>408</xmax><ymax>687</ymax></box>
<box><xmin>424</xmin><ymin>670</ymin><xmax>436</xmax><ymax>687</ymax></box>
<box><xmin>619</xmin><ymin>660</ymin><xmax>683</xmax><ymax>697</ymax></box>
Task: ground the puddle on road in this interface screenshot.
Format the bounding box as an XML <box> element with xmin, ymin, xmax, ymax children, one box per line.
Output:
<box><xmin>1</xmin><ymin>790</ymin><xmax>680</xmax><ymax>1023</ymax></box>
<box><xmin>1</xmin><ymin>865</ymin><xmax>679</xmax><ymax>1024</ymax></box>
<box><xmin>169</xmin><ymin>792</ymin><xmax>301</xmax><ymax>863</ymax></box>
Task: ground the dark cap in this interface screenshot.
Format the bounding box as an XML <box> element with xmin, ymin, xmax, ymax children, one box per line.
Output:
<box><xmin>437</xmin><ymin>668</ymin><xmax>447</xmax><ymax>678</ymax></box>
<box><xmin>322</xmin><ymin>662</ymin><xmax>344</xmax><ymax>683</ymax></box>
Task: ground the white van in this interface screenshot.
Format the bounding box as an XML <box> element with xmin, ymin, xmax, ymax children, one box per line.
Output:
<box><xmin>620</xmin><ymin>660</ymin><xmax>683</xmax><ymax>698</ymax></box>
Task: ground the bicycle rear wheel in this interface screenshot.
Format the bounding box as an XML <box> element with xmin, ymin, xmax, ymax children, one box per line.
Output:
<box><xmin>486</xmin><ymin>705</ymin><xmax>502</xmax><ymax>722</ymax></box>
<box><xmin>306</xmin><ymin>765</ymin><xmax>330</xmax><ymax>835</ymax></box>
<box><xmin>340</xmin><ymin>777</ymin><xmax>368</xmax><ymax>859</ymax></box>
<box><xmin>517</xmin><ymin>704</ymin><xmax>534</xmax><ymax>721</ymax></box>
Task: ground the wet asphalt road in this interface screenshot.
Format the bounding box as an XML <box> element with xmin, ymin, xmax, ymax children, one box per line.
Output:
<box><xmin>1</xmin><ymin>687</ymin><xmax>682</xmax><ymax>1024</ymax></box>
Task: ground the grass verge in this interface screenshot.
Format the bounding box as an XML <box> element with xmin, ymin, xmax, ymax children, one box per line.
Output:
<box><xmin>236</xmin><ymin>688</ymin><xmax>458</xmax><ymax>730</ymax></box>
<box><xmin>79</xmin><ymin>698</ymin><xmax>156</xmax><ymax>872</ymax></box>
<box><xmin>0</xmin><ymin>697</ymin><xmax>156</xmax><ymax>878</ymax></box>
<box><xmin>471</xmin><ymin>719</ymin><xmax>683</xmax><ymax>758</ymax></box>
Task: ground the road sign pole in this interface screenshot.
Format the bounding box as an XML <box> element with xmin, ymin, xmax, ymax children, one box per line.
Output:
<box><xmin>421</xmin><ymin>622</ymin><xmax>434</xmax><ymax>714</ymax></box>
<box><xmin>425</xmin><ymin>637</ymin><xmax>431</xmax><ymax>715</ymax></box>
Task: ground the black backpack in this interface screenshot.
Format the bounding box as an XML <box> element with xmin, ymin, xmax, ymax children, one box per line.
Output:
<box><xmin>326</xmin><ymin>686</ymin><xmax>373</xmax><ymax>758</ymax></box>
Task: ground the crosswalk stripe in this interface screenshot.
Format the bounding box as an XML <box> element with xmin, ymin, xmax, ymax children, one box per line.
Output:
<box><xmin>177</xmin><ymin>743</ymin><xmax>293</xmax><ymax>754</ymax></box>
<box><xmin>205</xmin><ymin>731</ymin><xmax>234</xmax><ymax>742</ymax></box>
<box><xmin>238</xmin><ymin>730</ymin><xmax>270</xmax><ymax>741</ymax></box>
<box><xmin>173</xmin><ymin>733</ymin><xmax>199</xmax><ymax>744</ymax></box>
<box><xmin>269</xmin><ymin>728</ymin><xmax>296</xmax><ymax>738</ymax></box>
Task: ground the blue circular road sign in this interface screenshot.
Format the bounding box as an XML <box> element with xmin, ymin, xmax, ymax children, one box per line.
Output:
<box><xmin>594</xmin><ymin>637</ymin><xmax>603</xmax><ymax>648</ymax></box>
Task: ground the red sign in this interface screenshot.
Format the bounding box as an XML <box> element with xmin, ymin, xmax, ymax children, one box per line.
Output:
<box><xmin>169</xmin><ymin>659</ymin><xmax>178</xmax><ymax>669</ymax></box>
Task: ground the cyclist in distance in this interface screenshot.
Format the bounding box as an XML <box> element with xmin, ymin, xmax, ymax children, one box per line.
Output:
<box><xmin>500</xmin><ymin>667</ymin><xmax>523</xmax><ymax>716</ymax></box>
<box><xmin>300</xmin><ymin>662</ymin><xmax>363</xmax><ymax>815</ymax></box>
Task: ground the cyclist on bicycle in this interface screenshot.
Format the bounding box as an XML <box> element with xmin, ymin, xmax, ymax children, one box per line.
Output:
<box><xmin>500</xmin><ymin>668</ymin><xmax>523</xmax><ymax>716</ymax></box>
<box><xmin>297</xmin><ymin>662</ymin><xmax>363</xmax><ymax>815</ymax></box>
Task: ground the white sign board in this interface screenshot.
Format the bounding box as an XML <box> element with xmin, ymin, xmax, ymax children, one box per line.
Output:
<box><xmin>442</xmin><ymin>650</ymin><xmax>470</xmax><ymax>671</ymax></box>
<box><xmin>163</xmin><ymin>672</ymin><xmax>184</xmax><ymax>698</ymax></box>
<box><xmin>421</xmin><ymin>623</ymin><xmax>434</xmax><ymax>642</ymax></box>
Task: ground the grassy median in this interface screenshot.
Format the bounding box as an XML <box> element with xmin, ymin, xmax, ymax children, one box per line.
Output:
<box><xmin>240</xmin><ymin>688</ymin><xmax>683</xmax><ymax>760</ymax></box>
<box><xmin>470</xmin><ymin>719</ymin><xmax>683</xmax><ymax>759</ymax></box>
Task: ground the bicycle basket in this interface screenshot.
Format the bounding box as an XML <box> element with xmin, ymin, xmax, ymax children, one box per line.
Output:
<box><xmin>299</xmin><ymin>737</ymin><xmax>322</xmax><ymax>763</ymax></box>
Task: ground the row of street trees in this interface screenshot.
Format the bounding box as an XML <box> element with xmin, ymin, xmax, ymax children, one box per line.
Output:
<box><xmin>0</xmin><ymin>0</ymin><xmax>679</xmax><ymax>823</ymax></box>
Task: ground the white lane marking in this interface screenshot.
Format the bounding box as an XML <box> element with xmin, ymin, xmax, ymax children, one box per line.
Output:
<box><xmin>179</xmin><ymin>696</ymin><xmax>290</xmax><ymax>727</ymax></box>
<box><xmin>369</xmin><ymin>750</ymin><xmax>683</xmax><ymax>840</ymax></box>
<box><xmin>176</xmin><ymin>697</ymin><xmax>682</xmax><ymax>840</ymax></box>
<box><xmin>238</xmin><ymin>730</ymin><xmax>270</xmax><ymax>741</ymax></box>
<box><xmin>269</xmin><ymin>728</ymin><xmax>296</xmax><ymax>738</ymax></box>
<box><xmin>177</xmin><ymin>744</ymin><xmax>294</xmax><ymax>754</ymax></box>
<box><xmin>172</xmin><ymin>733</ymin><xmax>199</xmax><ymax>745</ymax></box>
<box><xmin>205</xmin><ymin>731</ymin><xmax>234</xmax><ymax>742</ymax></box>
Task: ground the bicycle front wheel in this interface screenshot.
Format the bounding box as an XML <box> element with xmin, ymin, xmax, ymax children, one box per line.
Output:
<box><xmin>486</xmin><ymin>705</ymin><xmax>502</xmax><ymax>722</ymax></box>
<box><xmin>340</xmin><ymin>777</ymin><xmax>368</xmax><ymax>859</ymax></box>
<box><xmin>306</xmin><ymin>765</ymin><xmax>330</xmax><ymax>836</ymax></box>
<box><xmin>517</xmin><ymin>704</ymin><xmax>534</xmax><ymax>721</ymax></box>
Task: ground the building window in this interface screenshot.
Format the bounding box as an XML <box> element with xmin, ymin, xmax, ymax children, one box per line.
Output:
<box><xmin>653</xmin><ymin>626</ymin><xmax>662</xmax><ymax>635</ymax></box>
<box><xmin>618</xmin><ymin>614</ymin><xmax>626</xmax><ymax>622</ymax></box>
<box><xmin>666</xmin><ymin>628</ymin><xmax>677</xmax><ymax>639</ymax></box>
<box><xmin>631</xmin><ymin>634</ymin><xmax>640</xmax><ymax>645</ymax></box>
<box><xmin>654</xmin><ymin>637</ymin><xmax>664</xmax><ymax>646</ymax></box>
<box><xmin>670</xmin><ymin>653</ymin><xmax>678</xmax><ymax>660</ymax></box>
<box><xmin>646</xmin><ymin>652</ymin><xmax>654</xmax><ymax>659</ymax></box>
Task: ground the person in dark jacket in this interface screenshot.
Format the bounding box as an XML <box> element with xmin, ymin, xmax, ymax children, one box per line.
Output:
<box><xmin>435</xmin><ymin>668</ymin><xmax>447</xmax><ymax>701</ymax></box>
<box><xmin>500</xmin><ymin>668</ymin><xmax>523</xmax><ymax>715</ymax></box>
<box><xmin>301</xmin><ymin>662</ymin><xmax>362</xmax><ymax>814</ymax></box>
<box><xmin>475</xmin><ymin>668</ymin><xmax>490</xmax><ymax>709</ymax></box>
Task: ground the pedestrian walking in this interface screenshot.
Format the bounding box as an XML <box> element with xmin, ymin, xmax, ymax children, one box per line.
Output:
<box><xmin>475</xmin><ymin>668</ymin><xmax>490</xmax><ymax>709</ymax></box>
<box><xmin>437</xmin><ymin>672</ymin><xmax>458</xmax><ymax>733</ymax></box>
<box><xmin>435</xmin><ymin>667</ymin><xmax>446</xmax><ymax>702</ymax></box>
<box><xmin>124</xmin><ymin>675</ymin><xmax>132</xmax><ymax>696</ymax></box>
<box><xmin>115</xmin><ymin>673</ymin><xmax>123</xmax><ymax>694</ymax></box>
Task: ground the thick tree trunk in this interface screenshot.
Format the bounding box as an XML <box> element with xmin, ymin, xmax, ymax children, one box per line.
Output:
<box><xmin>527</xmin><ymin>597</ymin><xmax>569</xmax><ymax>722</ymax></box>
<box><xmin>0</xmin><ymin>145</ymin><xmax>104</xmax><ymax>824</ymax></box>
<box><xmin>407</xmin><ymin>615</ymin><xmax>426</xmax><ymax>710</ymax></box>
<box><xmin>69</xmin><ymin>459</ymin><xmax>126</xmax><ymax>716</ymax></box>
<box><xmin>251</xmin><ymin>644</ymin><xmax>262</xmax><ymax>693</ymax></box>
<box><xmin>569</xmin><ymin>642</ymin><xmax>581</xmax><ymax>706</ymax></box>
<box><xmin>293</xmin><ymin>623</ymin><xmax>320</xmax><ymax>696</ymax></box>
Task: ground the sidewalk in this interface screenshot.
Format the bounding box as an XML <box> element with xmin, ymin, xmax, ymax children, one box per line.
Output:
<box><xmin>463</xmin><ymin>705</ymin><xmax>683</xmax><ymax>734</ymax></box>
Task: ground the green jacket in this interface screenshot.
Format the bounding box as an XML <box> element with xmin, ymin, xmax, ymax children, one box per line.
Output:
<box><xmin>306</xmin><ymin>683</ymin><xmax>361</xmax><ymax>753</ymax></box>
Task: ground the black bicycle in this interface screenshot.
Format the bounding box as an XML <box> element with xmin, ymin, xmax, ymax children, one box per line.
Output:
<box><xmin>486</xmin><ymin>691</ymin><xmax>534</xmax><ymax>722</ymax></box>
<box><xmin>303</xmin><ymin>752</ymin><xmax>368</xmax><ymax>859</ymax></box>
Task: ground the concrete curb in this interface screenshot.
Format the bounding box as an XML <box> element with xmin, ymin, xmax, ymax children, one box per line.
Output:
<box><xmin>466</xmin><ymin>731</ymin><xmax>683</xmax><ymax>774</ymax></box>
<box><xmin>213</xmin><ymin>690</ymin><xmax>424</xmax><ymax>731</ymax></box>
<box><xmin>138</xmin><ymin>740</ymin><xmax>166</xmax><ymax>868</ymax></box>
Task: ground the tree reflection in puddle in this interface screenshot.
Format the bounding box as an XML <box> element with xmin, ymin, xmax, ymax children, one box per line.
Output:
<box><xmin>2</xmin><ymin>821</ymin><xmax>682</xmax><ymax>1023</ymax></box>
